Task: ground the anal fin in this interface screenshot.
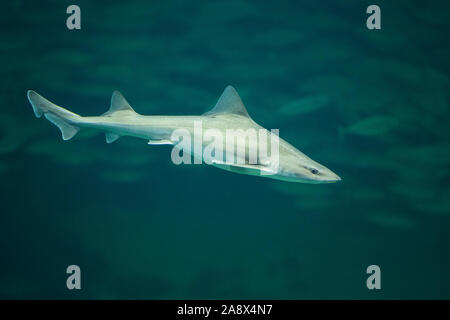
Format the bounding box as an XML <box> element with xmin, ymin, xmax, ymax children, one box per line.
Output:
<box><xmin>106</xmin><ymin>133</ymin><xmax>120</xmax><ymax>143</ymax></box>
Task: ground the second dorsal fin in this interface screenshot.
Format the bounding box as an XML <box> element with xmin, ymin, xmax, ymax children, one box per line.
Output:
<box><xmin>103</xmin><ymin>91</ymin><xmax>135</xmax><ymax>116</ymax></box>
<box><xmin>203</xmin><ymin>86</ymin><xmax>250</xmax><ymax>117</ymax></box>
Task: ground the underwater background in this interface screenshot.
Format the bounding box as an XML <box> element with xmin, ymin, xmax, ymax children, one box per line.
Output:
<box><xmin>1</xmin><ymin>0</ymin><xmax>450</xmax><ymax>299</ymax></box>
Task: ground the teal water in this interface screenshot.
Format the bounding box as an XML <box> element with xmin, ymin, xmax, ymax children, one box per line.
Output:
<box><xmin>1</xmin><ymin>0</ymin><xmax>450</xmax><ymax>299</ymax></box>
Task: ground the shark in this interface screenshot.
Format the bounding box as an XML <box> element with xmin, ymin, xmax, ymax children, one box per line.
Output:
<box><xmin>26</xmin><ymin>86</ymin><xmax>341</xmax><ymax>183</ymax></box>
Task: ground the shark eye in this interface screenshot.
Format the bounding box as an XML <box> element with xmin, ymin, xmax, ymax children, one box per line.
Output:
<box><xmin>310</xmin><ymin>168</ymin><xmax>319</xmax><ymax>175</ymax></box>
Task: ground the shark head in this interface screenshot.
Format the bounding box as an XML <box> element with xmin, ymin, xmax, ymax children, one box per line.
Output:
<box><xmin>270</xmin><ymin>148</ymin><xmax>341</xmax><ymax>184</ymax></box>
<box><xmin>274</xmin><ymin>160</ymin><xmax>341</xmax><ymax>183</ymax></box>
<box><xmin>202</xmin><ymin>86</ymin><xmax>342</xmax><ymax>184</ymax></box>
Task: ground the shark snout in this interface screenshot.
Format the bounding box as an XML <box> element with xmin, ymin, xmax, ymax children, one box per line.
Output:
<box><xmin>316</xmin><ymin>166</ymin><xmax>341</xmax><ymax>183</ymax></box>
<box><xmin>276</xmin><ymin>160</ymin><xmax>341</xmax><ymax>183</ymax></box>
<box><xmin>298</xmin><ymin>162</ymin><xmax>341</xmax><ymax>184</ymax></box>
<box><xmin>327</xmin><ymin>172</ymin><xmax>342</xmax><ymax>182</ymax></box>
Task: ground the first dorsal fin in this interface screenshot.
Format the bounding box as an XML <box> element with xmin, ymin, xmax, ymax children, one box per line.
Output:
<box><xmin>103</xmin><ymin>91</ymin><xmax>135</xmax><ymax>116</ymax></box>
<box><xmin>203</xmin><ymin>86</ymin><xmax>250</xmax><ymax>117</ymax></box>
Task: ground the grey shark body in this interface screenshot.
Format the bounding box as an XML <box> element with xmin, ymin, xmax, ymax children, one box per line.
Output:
<box><xmin>27</xmin><ymin>86</ymin><xmax>341</xmax><ymax>183</ymax></box>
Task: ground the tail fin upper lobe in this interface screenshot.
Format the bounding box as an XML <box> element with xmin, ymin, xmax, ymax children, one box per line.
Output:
<box><xmin>27</xmin><ymin>90</ymin><xmax>81</xmax><ymax>140</ymax></box>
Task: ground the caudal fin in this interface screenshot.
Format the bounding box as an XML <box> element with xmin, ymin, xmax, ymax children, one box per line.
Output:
<box><xmin>27</xmin><ymin>90</ymin><xmax>81</xmax><ymax>140</ymax></box>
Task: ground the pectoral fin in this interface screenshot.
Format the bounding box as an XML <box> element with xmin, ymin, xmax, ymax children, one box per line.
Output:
<box><xmin>148</xmin><ymin>139</ymin><xmax>173</xmax><ymax>145</ymax></box>
<box><xmin>210</xmin><ymin>159</ymin><xmax>275</xmax><ymax>176</ymax></box>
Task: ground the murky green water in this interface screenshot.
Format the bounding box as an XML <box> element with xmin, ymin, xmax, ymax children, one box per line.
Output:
<box><xmin>1</xmin><ymin>0</ymin><xmax>449</xmax><ymax>299</ymax></box>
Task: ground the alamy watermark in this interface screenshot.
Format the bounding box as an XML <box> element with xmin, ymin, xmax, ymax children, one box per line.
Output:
<box><xmin>66</xmin><ymin>5</ymin><xmax>81</xmax><ymax>30</ymax></box>
<box><xmin>366</xmin><ymin>265</ymin><xmax>381</xmax><ymax>290</ymax></box>
<box><xmin>66</xmin><ymin>265</ymin><xmax>81</xmax><ymax>290</ymax></box>
<box><xmin>366</xmin><ymin>5</ymin><xmax>381</xmax><ymax>30</ymax></box>
<box><xmin>169</xmin><ymin>121</ymin><xmax>280</xmax><ymax>175</ymax></box>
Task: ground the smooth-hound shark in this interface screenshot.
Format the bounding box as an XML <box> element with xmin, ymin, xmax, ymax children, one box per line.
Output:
<box><xmin>26</xmin><ymin>86</ymin><xmax>341</xmax><ymax>183</ymax></box>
